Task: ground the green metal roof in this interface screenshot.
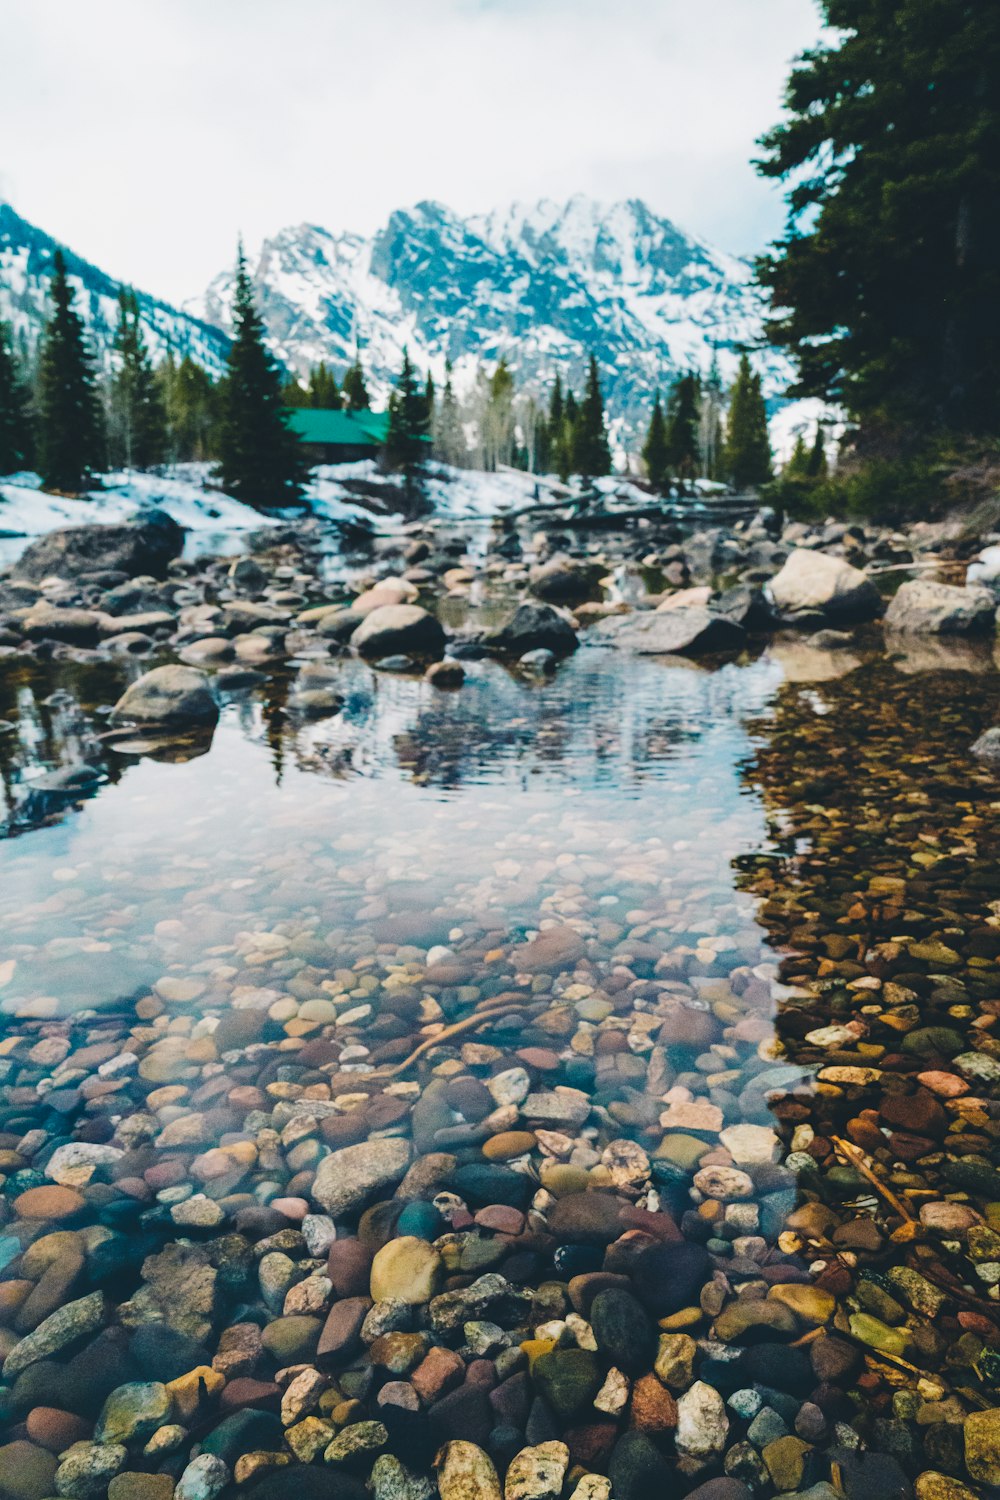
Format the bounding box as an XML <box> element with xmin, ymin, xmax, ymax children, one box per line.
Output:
<box><xmin>286</xmin><ymin>408</ymin><xmax>391</xmax><ymax>446</ymax></box>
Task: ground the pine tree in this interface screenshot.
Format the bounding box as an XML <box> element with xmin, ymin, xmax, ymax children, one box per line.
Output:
<box><xmin>806</xmin><ymin>424</ymin><xmax>828</xmax><ymax>479</ymax></box>
<box><xmin>423</xmin><ymin>372</ymin><xmax>435</xmax><ymax>427</ymax></box>
<box><xmin>0</xmin><ymin>321</ymin><xmax>32</xmax><ymax>474</ymax></box>
<box><xmin>310</xmin><ymin>362</ymin><xmax>340</xmax><ymax>408</ymax></box>
<box><xmin>432</xmin><ymin>359</ymin><xmax>465</xmax><ymax>466</ymax></box>
<box><xmin>281</xmin><ymin>375</ymin><xmax>311</xmax><ymax>408</ymax></box>
<box><xmin>725</xmin><ymin>355</ymin><xmax>772</xmax><ymax>489</ymax></box>
<box><xmin>642</xmin><ymin>390</ymin><xmax>669</xmax><ymax>490</ymax></box>
<box><xmin>573</xmin><ymin>355</ymin><xmax>612</xmax><ymax>478</ymax></box>
<box><xmin>108</xmin><ymin>288</ymin><xmax>165</xmax><ymax>469</ymax></box>
<box><xmin>341</xmin><ymin>353</ymin><xmax>370</xmax><ymax>411</ymax></box>
<box><xmin>756</xmin><ymin>2</ymin><xmax>1000</xmax><ymax>436</ymax></box>
<box><xmin>665</xmin><ymin>372</ymin><xmax>701</xmax><ymax>485</ymax></box>
<box><xmin>157</xmin><ymin>354</ymin><xmax>220</xmax><ymax>463</ymax></box>
<box><xmin>37</xmin><ymin>250</ymin><xmax>104</xmax><ymax>491</ymax></box>
<box><xmin>783</xmin><ymin>433</ymin><xmax>811</xmax><ymax>478</ymax></box>
<box><xmin>554</xmin><ymin>389</ymin><xmax>578</xmax><ymax>484</ymax></box>
<box><xmin>217</xmin><ymin>245</ymin><xmax>305</xmax><ymax>508</ymax></box>
<box><xmin>385</xmin><ymin>348</ymin><xmax>428</xmax><ymax>473</ymax></box>
<box><xmin>482</xmin><ymin>359</ymin><xmax>515</xmax><ymax>471</ymax></box>
<box><xmin>699</xmin><ymin>357</ymin><xmax>725</xmax><ymax>480</ymax></box>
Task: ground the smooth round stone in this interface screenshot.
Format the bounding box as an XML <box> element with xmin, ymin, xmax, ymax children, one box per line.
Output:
<box><xmin>25</xmin><ymin>1407</ymin><xmax>91</xmax><ymax>1452</ymax></box>
<box><xmin>369</xmin><ymin>1237</ymin><xmax>444</xmax><ymax>1305</ymax></box>
<box><xmin>13</xmin><ymin>1185</ymin><xmax>85</xmax><ymax>1220</ymax></box>
<box><xmin>693</xmin><ymin>1166</ymin><xmax>754</xmax><ymax>1202</ymax></box>
<box><xmin>590</xmin><ymin>1289</ymin><xmax>656</xmax><ymax>1375</ymax></box>
<box><xmin>395</xmin><ymin>1202</ymin><xmax>444</xmax><ymax>1241</ymax></box>
<box><xmin>0</xmin><ymin>1440</ymin><xmax>59</xmax><ymax>1500</ymax></box>
<box><xmin>96</xmin><ymin>1383</ymin><xmax>173</xmax><ymax>1445</ymax></box>
<box><xmin>271</xmin><ymin>1197</ymin><xmax>309</xmax><ymax>1222</ymax></box>
<box><xmin>108</xmin><ymin>1476</ymin><xmax>177</xmax><ymax>1500</ymax></box>
<box><xmin>532</xmin><ymin>1349</ymin><xmax>602</xmax><ymax>1422</ymax></box>
<box><xmin>482</xmin><ymin>1131</ymin><xmax>537</xmax><ymax>1161</ymax></box>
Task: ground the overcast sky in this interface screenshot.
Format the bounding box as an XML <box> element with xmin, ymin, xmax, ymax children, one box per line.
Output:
<box><xmin>1</xmin><ymin>0</ymin><xmax>823</xmax><ymax>307</ymax></box>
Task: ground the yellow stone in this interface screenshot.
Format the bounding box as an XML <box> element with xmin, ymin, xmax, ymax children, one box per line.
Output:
<box><xmin>520</xmin><ymin>1339</ymin><xmax>557</xmax><ymax>1370</ymax></box>
<box><xmin>768</xmin><ymin>1283</ymin><xmax>835</xmax><ymax>1324</ymax></box>
<box><xmin>166</xmin><ymin>1366</ymin><xmax>225</xmax><ymax>1422</ymax></box>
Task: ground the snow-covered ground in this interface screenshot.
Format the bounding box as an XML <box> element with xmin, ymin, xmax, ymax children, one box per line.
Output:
<box><xmin>0</xmin><ymin>465</ymin><xmax>269</xmax><ymax>538</ymax></box>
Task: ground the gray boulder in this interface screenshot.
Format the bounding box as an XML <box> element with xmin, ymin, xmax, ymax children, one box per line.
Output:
<box><xmin>351</xmin><ymin>605</ymin><xmax>445</xmax><ymax>660</ymax></box>
<box><xmin>592</xmin><ymin>606</ymin><xmax>746</xmax><ymax>657</ymax></box>
<box><xmin>21</xmin><ymin>602</ymin><xmax>108</xmax><ymax>645</ymax></box>
<box><xmin>529</xmin><ymin>556</ymin><xmax>603</xmax><ymax>605</ymax></box>
<box><xmin>110</xmin><ymin>666</ymin><xmax>218</xmax><ymax>727</ymax></box>
<box><xmin>14</xmin><ymin>510</ymin><xmax>184</xmax><ymax>581</ymax></box>
<box><xmin>483</xmin><ymin>603</ymin><xmax>578</xmax><ymax>658</ymax></box>
<box><xmin>971</xmin><ymin>728</ymin><xmax>1000</xmax><ymax>767</ymax></box>
<box><xmin>883</xmin><ymin>578</ymin><xmax>996</xmax><ymax>635</ymax></box>
<box><xmin>767</xmin><ymin>548</ymin><xmax>881</xmax><ymax>622</ymax></box>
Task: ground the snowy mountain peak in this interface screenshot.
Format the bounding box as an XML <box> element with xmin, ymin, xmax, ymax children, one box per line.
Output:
<box><xmin>196</xmin><ymin>193</ymin><xmax>789</xmax><ymax>423</ymax></box>
<box><xmin>0</xmin><ymin>202</ymin><xmax>229</xmax><ymax>376</ymax></box>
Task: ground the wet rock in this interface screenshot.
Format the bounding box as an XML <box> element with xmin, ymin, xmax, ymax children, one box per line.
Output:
<box><xmin>3</xmin><ymin>1292</ymin><xmax>105</xmax><ymax>1378</ymax></box>
<box><xmin>54</xmin><ymin>1441</ymin><xmax>127</xmax><ymax>1499</ymax></box>
<box><xmin>14</xmin><ymin>512</ymin><xmax>184</xmax><ymax>581</ymax></box>
<box><xmin>768</xmin><ymin>549</ymin><xmax>881</xmax><ymax>622</ymax></box>
<box><xmin>531</xmin><ymin>1350</ymin><xmax>601</xmax><ymax>1422</ymax></box>
<box><xmin>504</xmin><ymin>1440</ymin><xmax>569</xmax><ymax>1500</ymax></box>
<box><xmin>351</xmin><ymin>606</ymin><xmax>445</xmax><ymax>660</ymax></box>
<box><xmin>593</xmin><ymin>607</ymin><xmax>746</xmax><ymax>657</ymax></box>
<box><xmin>884</xmin><ymin>579</ymin><xmax>996</xmax><ymax>635</ymax></box>
<box><xmin>607</xmin><ymin>1431</ymin><xmax>672</xmax><ymax>1500</ymax></box>
<box><xmin>675</xmin><ymin>1381</ymin><xmax>729</xmax><ymax>1463</ymax></box>
<box><xmin>483</xmin><ymin>604</ymin><xmax>578</xmax><ymax>658</ymax></box>
<box><xmin>589</xmin><ymin>1289</ymin><xmax>655</xmax><ymax>1375</ymax></box>
<box><xmin>434</xmin><ymin>1441</ymin><xmax>502</xmax><ymax>1500</ymax></box>
<box><xmin>313</xmin><ymin>1139</ymin><xmax>412</xmax><ymax>1218</ymax></box>
<box><xmin>370</xmin><ymin>1238</ymin><xmax>444</xmax><ymax>1305</ymax></box>
<box><xmin>110</xmin><ymin>666</ymin><xmax>218</xmax><ymax>727</ymax></box>
<box><xmin>95</xmin><ymin>1383</ymin><xmax>173</xmax><ymax>1445</ymax></box>
<box><xmin>0</xmin><ymin>1440</ymin><xmax>59</xmax><ymax>1500</ymax></box>
<box><xmin>964</xmin><ymin>1408</ymin><xmax>1000</xmax><ymax>1486</ymax></box>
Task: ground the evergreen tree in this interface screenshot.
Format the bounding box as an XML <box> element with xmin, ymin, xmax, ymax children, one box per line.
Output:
<box><xmin>310</xmin><ymin>362</ymin><xmax>340</xmax><ymax>408</ymax></box>
<box><xmin>725</xmin><ymin>355</ymin><xmax>772</xmax><ymax>489</ymax></box>
<box><xmin>554</xmin><ymin>389</ymin><xmax>578</xmax><ymax>483</ymax></box>
<box><xmin>37</xmin><ymin>249</ymin><xmax>104</xmax><ymax>491</ymax></box>
<box><xmin>783</xmin><ymin>432</ymin><xmax>811</xmax><ymax>478</ymax></box>
<box><xmin>432</xmin><ymin>359</ymin><xmax>465</xmax><ymax>466</ymax></box>
<box><xmin>217</xmin><ymin>245</ymin><xmax>305</xmax><ymax>508</ymax></box>
<box><xmin>699</xmin><ymin>356</ymin><xmax>725</xmax><ymax>480</ymax></box>
<box><xmin>385</xmin><ymin>348</ymin><xmax>428</xmax><ymax>472</ymax></box>
<box><xmin>341</xmin><ymin>353</ymin><xmax>370</xmax><ymax>411</ymax></box>
<box><xmin>642</xmin><ymin>390</ymin><xmax>670</xmax><ymax>490</ymax></box>
<box><xmin>806</xmin><ymin>424</ymin><xmax>828</xmax><ymax>479</ymax></box>
<box><xmin>756</xmin><ymin>2</ymin><xmax>1000</xmax><ymax>435</ymax></box>
<box><xmin>0</xmin><ymin>321</ymin><xmax>32</xmax><ymax>474</ymax></box>
<box><xmin>424</xmin><ymin>372</ymin><xmax>435</xmax><ymax>425</ymax></box>
<box><xmin>157</xmin><ymin>354</ymin><xmax>220</xmax><ymax>462</ymax></box>
<box><xmin>665</xmin><ymin>372</ymin><xmax>701</xmax><ymax>485</ymax></box>
<box><xmin>108</xmin><ymin>288</ymin><xmax>166</xmax><ymax>469</ymax></box>
<box><xmin>281</xmin><ymin>375</ymin><xmax>311</xmax><ymax>408</ymax></box>
<box><xmin>573</xmin><ymin>355</ymin><xmax>611</xmax><ymax>478</ymax></box>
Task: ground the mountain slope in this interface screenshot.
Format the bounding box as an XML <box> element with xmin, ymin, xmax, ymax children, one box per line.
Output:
<box><xmin>194</xmin><ymin>195</ymin><xmax>792</xmax><ymax>422</ymax></box>
<box><xmin>0</xmin><ymin>203</ymin><xmax>230</xmax><ymax>375</ymax></box>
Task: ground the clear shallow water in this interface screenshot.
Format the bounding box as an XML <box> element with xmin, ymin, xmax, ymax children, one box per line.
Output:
<box><xmin>0</xmin><ymin>650</ymin><xmax>784</xmax><ymax>1018</ymax></box>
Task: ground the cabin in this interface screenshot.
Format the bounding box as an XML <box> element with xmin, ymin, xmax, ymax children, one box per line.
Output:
<box><xmin>285</xmin><ymin>408</ymin><xmax>391</xmax><ymax>465</ymax></box>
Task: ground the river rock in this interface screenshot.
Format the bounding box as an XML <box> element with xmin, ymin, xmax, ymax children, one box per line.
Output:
<box><xmin>768</xmin><ymin>549</ymin><xmax>881</xmax><ymax>622</ymax></box>
<box><xmin>884</xmin><ymin>579</ymin><xmax>996</xmax><ymax>635</ymax></box>
<box><xmin>351</xmin><ymin>606</ymin><xmax>445</xmax><ymax>660</ymax></box>
<box><xmin>965</xmin><ymin>1409</ymin><xmax>1000</xmax><ymax>1486</ymax></box>
<box><xmin>435</xmin><ymin>1441</ymin><xmax>502</xmax><ymax>1500</ymax></box>
<box><xmin>3</xmin><ymin>1291</ymin><xmax>105</xmax><ymax>1377</ymax></box>
<box><xmin>370</xmin><ymin>1238</ymin><xmax>443</xmax><ymax>1305</ymax></box>
<box><xmin>95</xmin><ymin>1382</ymin><xmax>173</xmax><ymax>1445</ymax></box>
<box><xmin>110</xmin><ymin>666</ymin><xmax>218</xmax><ymax>727</ymax></box>
<box><xmin>504</xmin><ymin>1441</ymin><xmax>569</xmax><ymax>1500</ymax></box>
<box><xmin>483</xmin><ymin>604</ymin><xmax>578</xmax><ymax>658</ymax></box>
<box><xmin>675</xmin><ymin>1381</ymin><xmax>729</xmax><ymax>1462</ymax></box>
<box><xmin>312</xmin><ymin>1139</ymin><xmax>412</xmax><ymax>1217</ymax></box>
<box><xmin>14</xmin><ymin>512</ymin><xmax>184</xmax><ymax>581</ymax></box>
<box><xmin>593</xmin><ymin>607</ymin><xmax>746</xmax><ymax>656</ymax></box>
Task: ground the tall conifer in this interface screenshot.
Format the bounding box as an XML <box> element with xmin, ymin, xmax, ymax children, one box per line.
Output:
<box><xmin>642</xmin><ymin>391</ymin><xmax>669</xmax><ymax>490</ymax></box>
<box><xmin>37</xmin><ymin>250</ymin><xmax>104</xmax><ymax>491</ymax></box>
<box><xmin>218</xmin><ymin>245</ymin><xmax>305</xmax><ymax>508</ymax></box>
<box><xmin>725</xmin><ymin>355</ymin><xmax>772</xmax><ymax>489</ymax></box>
<box><xmin>573</xmin><ymin>355</ymin><xmax>611</xmax><ymax>478</ymax></box>
<box><xmin>109</xmin><ymin>288</ymin><xmax>165</xmax><ymax>469</ymax></box>
<box><xmin>0</xmin><ymin>321</ymin><xmax>31</xmax><ymax>474</ymax></box>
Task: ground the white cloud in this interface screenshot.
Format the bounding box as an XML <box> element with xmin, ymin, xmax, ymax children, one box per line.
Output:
<box><xmin>0</xmin><ymin>0</ymin><xmax>823</xmax><ymax>305</ymax></box>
